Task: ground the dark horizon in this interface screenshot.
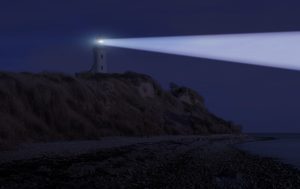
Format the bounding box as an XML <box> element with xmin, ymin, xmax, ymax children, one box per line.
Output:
<box><xmin>1</xmin><ymin>0</ymin><xmax>300</xmax><ymax>133</ymax></box>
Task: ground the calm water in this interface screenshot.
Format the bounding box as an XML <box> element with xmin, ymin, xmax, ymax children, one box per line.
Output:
<box><xmin>237</xmin><ymin>134</ymin><xmax>300</xmax><ymax>169</ymax></box>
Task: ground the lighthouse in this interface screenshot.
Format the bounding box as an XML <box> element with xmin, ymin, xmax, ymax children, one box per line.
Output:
<box><xmin>90</xmin><ymin>41</ymin><xmax>107</xmax><ymax>73</ymax></box>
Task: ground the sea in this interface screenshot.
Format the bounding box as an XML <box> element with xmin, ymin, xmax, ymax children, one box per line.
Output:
<box><xmin>237</xmin><ymin>133</ymin><xmax>300</xmax><ymax>170</ymax></box>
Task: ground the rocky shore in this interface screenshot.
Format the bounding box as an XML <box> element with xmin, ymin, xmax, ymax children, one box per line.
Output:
<box><xmin>0</xmin><ymin>135</ymin><xmax>299</xmax><ymax>189</ymax></box>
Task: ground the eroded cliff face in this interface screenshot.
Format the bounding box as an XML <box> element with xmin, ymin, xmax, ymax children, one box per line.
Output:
<box><xmin>0</xmin><ymin>71</ymin><xmax>241</xmax><ymax>147</ymax></box>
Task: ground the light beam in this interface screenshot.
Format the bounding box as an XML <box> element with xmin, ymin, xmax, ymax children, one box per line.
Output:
<box><xmin>98</xmin><ymin>32</ymin><xmax>300</xmax><ymax>71</ymax></box>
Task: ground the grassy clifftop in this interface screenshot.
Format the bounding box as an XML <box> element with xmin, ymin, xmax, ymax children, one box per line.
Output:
<box><xmin>0</xmin><ymin>71</ymin><xmax>241</xmax><ymax>147</ymax></box>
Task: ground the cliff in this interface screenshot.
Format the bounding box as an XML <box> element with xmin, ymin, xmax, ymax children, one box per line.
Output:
<box><xmin>0</xmin><ymin>71</ymin><xmax>241</xmax><ymax>147</ymax></box>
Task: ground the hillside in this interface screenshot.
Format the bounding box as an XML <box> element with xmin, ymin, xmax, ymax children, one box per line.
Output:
<box><xmin>0</xmin><ymin>71</ymin><xmax>241</xmax><ymax>147</ymax></box>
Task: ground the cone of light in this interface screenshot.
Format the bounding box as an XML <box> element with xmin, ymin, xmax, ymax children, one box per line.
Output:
<box><xmin>98</xmin><ymin>32</ymin><xmax>300</xmax><ymax>70</ymax></box>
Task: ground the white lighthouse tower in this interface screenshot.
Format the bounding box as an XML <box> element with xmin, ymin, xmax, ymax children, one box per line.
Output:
<box><xmin>90</xmin><ymin>43</ymin><xmax>107</xmax><ymax>73</ymax></box>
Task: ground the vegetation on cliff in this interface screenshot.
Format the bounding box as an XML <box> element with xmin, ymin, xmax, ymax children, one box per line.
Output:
<box><xmin>0</xmin><ymin>71</ymin><xmax>241</xmax><ymax>147</ymax></box>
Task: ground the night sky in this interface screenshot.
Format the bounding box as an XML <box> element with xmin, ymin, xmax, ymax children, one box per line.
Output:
<box><xmin>1</xmin><ymin>0</ymin><xmax>300</xmax><ymax>133</ymax></box>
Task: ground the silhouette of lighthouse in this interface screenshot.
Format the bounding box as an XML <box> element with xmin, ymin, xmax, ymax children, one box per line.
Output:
<box><xmin>90</xmin><ymin>44</ymin><xmax>107</xmax><ymax>73</ymax></box>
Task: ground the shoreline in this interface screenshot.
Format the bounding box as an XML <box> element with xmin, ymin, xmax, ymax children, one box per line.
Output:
<box><xmin>0</xmin><ymin>135</ymin><xmax>299</xmax><ymax>188</ymax></box>
<box><xmin>0</xmin><ymin>134</ymin><xmax>248</xmax><ymax>164</ymax></box>
<box><xmin>236</xmin><ymin>134</ymin><xmax>300</xmax><ymax>172</ymax></box>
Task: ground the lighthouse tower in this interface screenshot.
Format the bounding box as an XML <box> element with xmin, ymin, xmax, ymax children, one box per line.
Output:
<box><xmin>90</xmin><ymin>45</ymin><xmax>107</xmax><ymax>73</ymax></box>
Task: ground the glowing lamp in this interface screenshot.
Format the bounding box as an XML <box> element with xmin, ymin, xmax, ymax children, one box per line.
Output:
<box><xmin>98</xmin><ymin>39</ymin><xmax>105</xmax><ymax>44</ymax></box>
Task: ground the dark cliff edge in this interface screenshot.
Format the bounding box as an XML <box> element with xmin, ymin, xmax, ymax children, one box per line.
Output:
<box><xmin>0</xmin><ymin>71</ymin><xmax>241</xmax><ymax>147</ymax></box>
